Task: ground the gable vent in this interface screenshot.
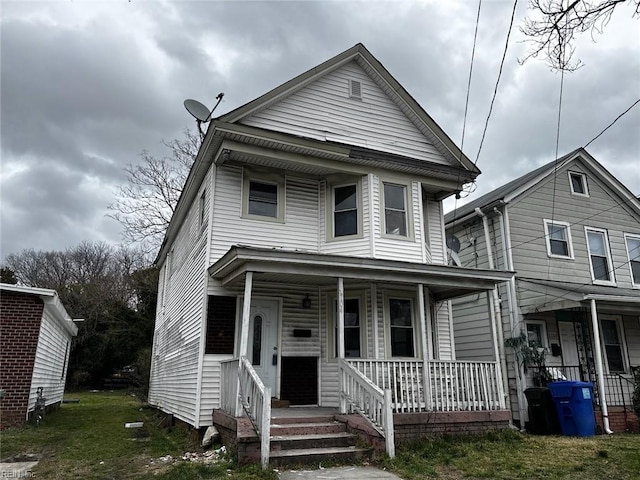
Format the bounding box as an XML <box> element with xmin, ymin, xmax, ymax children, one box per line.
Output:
<box><xmin>349</xmin><ymin>79</ymin><xmax>362</xmax><ymax>99</ymax></box>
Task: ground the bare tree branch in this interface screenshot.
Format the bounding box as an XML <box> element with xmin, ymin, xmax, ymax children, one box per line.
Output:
<box><xmin>521</xmin><ymin>0</ymin><xmax>639</xmax><ymax>71</ymax></box>
<box><xmin>108</xmin><ymin>129</ymin><xmax>199</xmax><ymax>254</ymax></box>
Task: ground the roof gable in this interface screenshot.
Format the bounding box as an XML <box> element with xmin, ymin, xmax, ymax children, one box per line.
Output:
<box><xmin>218</xmin><ymin>43</ymin><xmax>476</xmax><ymax>174</ymax></box>
<box><xmin>445</xmin><ymin>148</ymin><xmax>640</xmax><ymax>225</ymax></box>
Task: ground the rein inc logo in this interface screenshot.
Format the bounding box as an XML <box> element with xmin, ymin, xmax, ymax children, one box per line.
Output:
<box><xmin>1</xmin><ymin>470</ymin><xmax>35</xmax><ymax>478</ymax></box>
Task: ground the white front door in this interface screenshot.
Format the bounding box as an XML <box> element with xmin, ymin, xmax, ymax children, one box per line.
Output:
<box><xmin>247</xmin><ymin>299</ymin><xmax>279</xmax><ymax>396</ymax></box>
<box><xmin>558</xmin><ymin>321</ymin><xmax>580</xmax><ymax>367</ymax></box>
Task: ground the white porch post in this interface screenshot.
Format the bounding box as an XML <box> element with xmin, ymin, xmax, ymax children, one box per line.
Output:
<box><xmin>236</xmin><ymin>272</ymin><xmax>253</xmax><ymax>417</ymax></box>
<box><xmin>338</xmin><ymin>277</ymin><xmax>346</xmax><ymax>413</ymax></box>
<box><xmin>590</xmin><ymin>299</ymin><xmax>613</xmax><ymax>434</ymax></box>
<box><xmin>418</xmin><ymin>284</ymin><xmax>432</xmax><ymax>411</ymax></box>
<box><xmin>487</xmin><ymin>291</ymin><xmax>506</xmax><ymax>409</ymax></box>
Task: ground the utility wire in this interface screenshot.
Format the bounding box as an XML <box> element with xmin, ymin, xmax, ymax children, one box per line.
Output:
<box><xmin>451</xmin><ymin>0</ymin><xmax>483</xmax><ymax>225</ymax></box>
<box><xmin>473</xmin><ymin>0</ymin><xmax>519</xmax><ymax>166</ymax></box>
<box><xmin>584</xmin><ymin>98</ymin><xmax>640</xmax><ymax>148</ymax></box>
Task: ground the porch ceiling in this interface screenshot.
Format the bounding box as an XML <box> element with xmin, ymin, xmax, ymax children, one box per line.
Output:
<box><xmin>209</xmin><ymin>246</ymin><xmax>513</xmax><ymax>301</ymax></box>
<box><xmin>518</xmin><ymin>278</ymin><xmax>640</xmax><ymax>314</ymax></box>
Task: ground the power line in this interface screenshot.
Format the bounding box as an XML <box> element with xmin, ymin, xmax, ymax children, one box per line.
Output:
<box><xmin>584</xmin><ymin>98</ymin><xmax>640</xmax><ymax>148</ymax></box>
<box><xmin>473</xmin><ymin>0</ymin><xmax>519</xmax><ymax>166</ymax></box>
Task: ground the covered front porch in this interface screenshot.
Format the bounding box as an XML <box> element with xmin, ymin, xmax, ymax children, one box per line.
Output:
<box><xmin>209</xmin><ymin>246</ymin><xmax>513</xmax><ymax>466</ymax></box>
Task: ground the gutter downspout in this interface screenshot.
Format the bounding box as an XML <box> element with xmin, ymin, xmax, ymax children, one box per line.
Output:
<box><xmin>501</xmin><ymin>206</ymin><xmax>528</xmax><ymax>430</ymax></box>
<box><xmin>474</xmin><ymin>208</ymin><xmax>508</xmax><ymax>411</ymax></box>
<box><xmin>589</xmin><ymin>299</ymin><xmax>613</xmax><ymax>434</ymax></box>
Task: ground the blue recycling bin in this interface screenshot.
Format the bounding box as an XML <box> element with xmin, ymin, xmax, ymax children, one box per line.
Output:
<box><xmin>548</xmin><ymin>381</ymin><xmax>596</xmax><ymax>437</ymax></box>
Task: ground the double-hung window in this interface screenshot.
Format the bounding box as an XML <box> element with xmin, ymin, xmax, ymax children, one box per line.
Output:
<box><xmin>624</xmin><ymin>234</ymin><xmax>640</xmax><ymax>286</ymax></box>
<box><xmin>526</xmin><ymin>321</ymin><xmax>547</xmax><ymax>349</ymax></box>
<box><xmin>388</xmin><ymin>297</ymin><xmax>415</xmax><ymax>357</ymax></box>
<box><xmin>334</xmin><ymin>297</ymin><xmax>361</xmax><ymax>358</ymax></box>
<box><xmin>333</xmin><ymin>185</ymin><xmax>358</xmax><ymax>237</ymax></box>
<box><xmin>585</xmin><ymin>227</ymin><xmax>614</xmax><ymax>284</ymax></box>
<box><xmin>543</xmin><ymin>219</ymin><xmax>574</xmax><ymax>259</ymax></box>
<box><xmin>383</xmin><ymin>183</ymin><xmax>408</xmax><ymax>236</ymax></box>
<box><xmin>242</xmin><ymin>172</ymin><xmax>285</xmax><ymax>222</ymax></box>
<box><xmin>600</xmin><ymin>317</ymin><xmax>626</xmax><ymax>373</ymax></box>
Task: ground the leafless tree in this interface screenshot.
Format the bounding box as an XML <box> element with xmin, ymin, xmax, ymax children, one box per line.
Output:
<box><xmin>108</xmin><ymin>129</ymin><xmax>199</xmax><ymax>254</ymax></box>
<box><xmin>521</xmin><ymin>0</ymin><xmax>640</xmax><ymax>71</ymax></box>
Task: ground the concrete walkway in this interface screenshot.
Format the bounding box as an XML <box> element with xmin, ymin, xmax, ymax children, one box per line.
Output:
<box><xmin>278</xmin><ymin>466</ymin><xmax>403</xmax><ymax>480</ymax></box>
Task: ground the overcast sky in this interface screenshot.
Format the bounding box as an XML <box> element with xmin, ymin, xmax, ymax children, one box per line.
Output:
<box><xmin>1</xmin><ymin>0</ymin><xmax>639</xmax><ymax>262</ymax></box>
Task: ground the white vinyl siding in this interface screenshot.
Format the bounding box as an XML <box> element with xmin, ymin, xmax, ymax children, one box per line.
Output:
<box><xmin>148</xmin><ymin>172</ymin><xmax>211</xmax><ymax>426</ymax></box>
<box><xmin>427</xmin><ymin>198</ymin><xmax>446</xmax><ymax>265</ymax></box>
<box><xmin>240</xmin><ymin>61</ymin><xmax>448</xmax><ymax>165</ymax></box>
<box><xmin>210</xmin><ymin>167</ymin><xmax>320</xmax><ymax>264</ymax></box>
<box><xmin>28</xmin><ymin>309</ymin><xmax>74</xmax><ymax>412</ymax></box>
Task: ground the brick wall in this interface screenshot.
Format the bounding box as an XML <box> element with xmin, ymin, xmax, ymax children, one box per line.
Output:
<box><xmin>594</xmin><ymin>407</ymin><xmax>639</xmax><ymax>433</ymax></box>
<box><xmin>0</xmin><ymin>291</ymin><xmax>44</xmax><ymax>429</ymax></box>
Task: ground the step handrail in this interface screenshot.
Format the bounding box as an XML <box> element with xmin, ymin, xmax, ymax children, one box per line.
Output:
<box><xmin>238</xmin><ymin>355</ymin><xmax>271</xmax><ymax>469</ymax></box>
<box><xmin>339</xmin><ymin>358</ymin><xmax>395</xmax><ymax>458</ymax></box>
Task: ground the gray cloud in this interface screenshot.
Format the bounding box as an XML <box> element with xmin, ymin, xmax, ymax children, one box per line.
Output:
<box><xmin>1</xmin><ymin>0</ymin><xmax>638</xmax><ymax>261</ymax></box>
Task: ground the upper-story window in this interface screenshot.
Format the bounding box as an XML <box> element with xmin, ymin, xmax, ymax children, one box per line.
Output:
<box><xmin>585</xmin><ymin>227</ymin><xmax>615</xmax><ymax>285</ymax></box>
<box><xmin>334</xmin><ymin>184</ymin><xmax>358</xmax><ymax>237</ymax></box>
<box><xmin>568</xmin><ymin>171</ymin><xmax>589</xmax><ymax>197</ymax></box>
<box><xmin>543</xmin><ymin>219</ymin><xmax>574</xmax><ymax>259</ymax></box>
<box><xmin>624</xmin><ymin>234</ymin><xmax>640</xmax><ymax>287</ymax></box>
<box><xmin>382</xmin><ymin>182</ymin><xmax>410</xmax><ymax>237</ymax></box>
<box><xmin>242</xmin><ymin>171</ymin><xmax>285</xmax><ymax>222</ymax></box>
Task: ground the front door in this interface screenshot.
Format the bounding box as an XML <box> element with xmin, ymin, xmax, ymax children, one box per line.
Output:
<box><xmin>248</xmin><ymin>299</ymin><xmax>279</xmax><ymax>395</ymax></box>
<box><xmin>558</xmin><ymin>321</ymin><xmax>580</xmax><ymax>372</ymax></box>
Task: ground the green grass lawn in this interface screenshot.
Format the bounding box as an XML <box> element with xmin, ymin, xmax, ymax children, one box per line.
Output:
<box><xmin>1</xmin><ymin>392</ymin><xmax>639</xmax><ymax>479</ymax></box>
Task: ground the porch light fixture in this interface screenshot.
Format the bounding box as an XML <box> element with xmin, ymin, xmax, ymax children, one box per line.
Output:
<box><xmin>302</xmin><ymin>295</ymin><xmax>311</xmax><ymax>309</ymax></box>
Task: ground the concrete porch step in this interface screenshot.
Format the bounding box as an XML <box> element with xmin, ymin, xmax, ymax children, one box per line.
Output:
<box><xmin>269</xmin><ymin>445</ymin><xmax>372</xmax><ymax>467</ymax></box>
<box><xmin>271</xmin><ymin>415</ymin><xmax>336</xmax><ymax>425</ymax></box>
<box><xmin>270</xmin><ymin>432</ymin><xmax>357</xmax><ymax>451</ymax></box>
<box><xmin>270</xmin><ymin>421</ymin><xmax>346</xmax><ymax>436</ymax></box>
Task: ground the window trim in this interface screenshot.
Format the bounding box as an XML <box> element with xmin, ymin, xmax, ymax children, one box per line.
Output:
<box><xmin>326</xmin><ymin>178</ymin><xmax>363</xmax><ymax>241</ymax></box>
<box><xmin>568</xmin><ymin>171</ymin><xmax>589</xmax><ymax>197</ymax></box>
<box><xmin>327</xmin><ymin>291</ymin><xmax>367</xmax><ymax>360</ymax></box>
<box><xmin>383</xmin><ymin>291</ymin><xmax>420</xmax><ymax>359</ymax></box>
<box><xmin>199</xmin><ymin>189</ymin><xmax>207</xmax><ymax>227</ymax></box>
<box><xmin>241</xmin><ymin>171</ymin><xmax>285</xmax><ymax>223</ymax></box>
<box><xmin>624</xmin><ymin>233</ymin><xmax>640</xmax><ymax>288</ymax></box>
<box><xmin>543</xmin><ymin>219</ymin><xmax>574</xmax><ymax>259</ymax></box>
<box><xmin>598</xmin><ymin>314</ymin><xmax>628</xmax><ymax>374</ymax></box>
<box><xmin>585</xmin><ymin>226</ymin><xmax>616</xmax><ymax>286</ymax></box>
<box><xmin>380</xmin><ymin>179</ymin><xmax>414</xmax><ymax>240</ymax></box>
<box><xmin>525</xmin><ymin>320</ymin><xmax>549</xmax><ymax>350</ymax></box>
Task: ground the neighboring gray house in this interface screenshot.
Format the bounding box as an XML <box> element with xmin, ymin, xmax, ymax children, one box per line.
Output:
<box><xmin>148</xmin><ymin>44</ymin><xmax>513</xmax><ymax>466</ymax></box>
<box><xmin>445</xmin><ymin>148</ymin><xmax>640</xmax><ymax>433</ymax></box>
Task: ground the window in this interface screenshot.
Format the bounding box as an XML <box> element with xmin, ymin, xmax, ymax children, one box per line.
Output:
<box><xmin>585</xmin><ymin>227</ymin><xmax>615</xmax><ymax>284</ymax></box>
<box><xmin>568</xmin><ymin>171</ymin><xmax>589</xmax><ymax>196</ymax></box>
<box><xmin>389</xmin><ymin>297</ymin><xmax>415</xmax><ymax>357</ymax></box>
<box><xmin>543</xmin><ymin>219</ymin><xmax>574</xmax><ymax>259</ymax></box>
<box><xmin>334</xmin><ymin>298</ymin><xmax>361</xmax><ymax>358</ymax></box>
<box><xmin>600</xmin><ymin>317</ymin><xmax>626</xmax><ymax>373</ymax></box>
<box><xmin>625</xmin><ymin>234</ymin><xmax>640</xmax><ymax>286</ymax></box>
<box><xmin>526</xmin><ymin>321</ymin><xmax>548</xmax><ymax>349</ymax></box>
<box><xmin>199</xmin><ymin>190</ymin><xmax>206</xmax><ymax>226</ymax></box>
<box><xmin>242</xmin><ymin>171</ymin><xmax>285</xmax><ymax>222</ymax></box>
<box><xmin>205</xmin><ymin>296</ymin><xmax>237</xmax><ymax>354</ymax></box>
<box><xmin>383</xmin><ymin>182</ymin><xmax>408</xmax><ymax>237</ymax></box>
<box><xmin>334</xmin><ymin>185</ymin><xmax>358</xmax><ymax>237</ymax></box>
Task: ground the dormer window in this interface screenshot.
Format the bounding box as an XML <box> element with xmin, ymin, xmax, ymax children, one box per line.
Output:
<box><xmin>569</xmin><ymin>171</ymin><xmax>589</xmax><ymax>197</ymax></box>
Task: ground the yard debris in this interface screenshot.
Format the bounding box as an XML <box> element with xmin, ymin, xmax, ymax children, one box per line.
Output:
<box><xmin>146</xmin><ymin>446</ymin><xmax>228</xmax><ymax>471</ymax></box>
<box><xmin>201</xmin><ymin>426</ymin><xmax>221</xmax><ymax>447</ymax></box>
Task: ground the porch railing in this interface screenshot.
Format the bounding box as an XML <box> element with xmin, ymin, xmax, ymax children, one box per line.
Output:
<box><xmin>339</xmin><ymin>359</ymin><xmax>395</xmax><ymax>458</ymax></box>
<box><xmin>529</xmin><ymin>365</ymin><xmax>636</xmax><ymax>408</ymax></box>
<box><xmin>220</xmin><ymin>356</ymin><xmax>271</xmax><ymax>469</ymax></box>
<box><xmin>348</xmin><ymin>359</ymin><xmax>504</xmax><ymax>412</ymax></box>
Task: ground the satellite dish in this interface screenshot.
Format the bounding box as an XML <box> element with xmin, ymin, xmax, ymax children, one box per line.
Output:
<box><xmin>446</xmin><ymin>233</ymin><xmax>461</xmax><ymax>253</ymax></box>
<box><xmin>184</xmin><ymin>99</ymin><xmax>211</xmax><ymax>122</ymax></box>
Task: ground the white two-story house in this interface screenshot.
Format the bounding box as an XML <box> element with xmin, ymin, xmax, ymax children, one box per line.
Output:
<box><xmin>445</xmin><ymin>148</ymin><xmax>640</xmax><ymax>434</ymax></box>
<box><xmin>148</xmin><ymin>44</ymin><xmax>513</xmax><ymax>466</ymax></box>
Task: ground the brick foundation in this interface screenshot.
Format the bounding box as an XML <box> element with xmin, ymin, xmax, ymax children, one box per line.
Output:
<box><xmin>0</xmin><ymin>292</ymin><xmax>44</xmax><ymax>430</ymax></box>
<box><xmin>594</xmin><ymin>407</ymin><xmax>639</xmax><ymax>433</ymax></box>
